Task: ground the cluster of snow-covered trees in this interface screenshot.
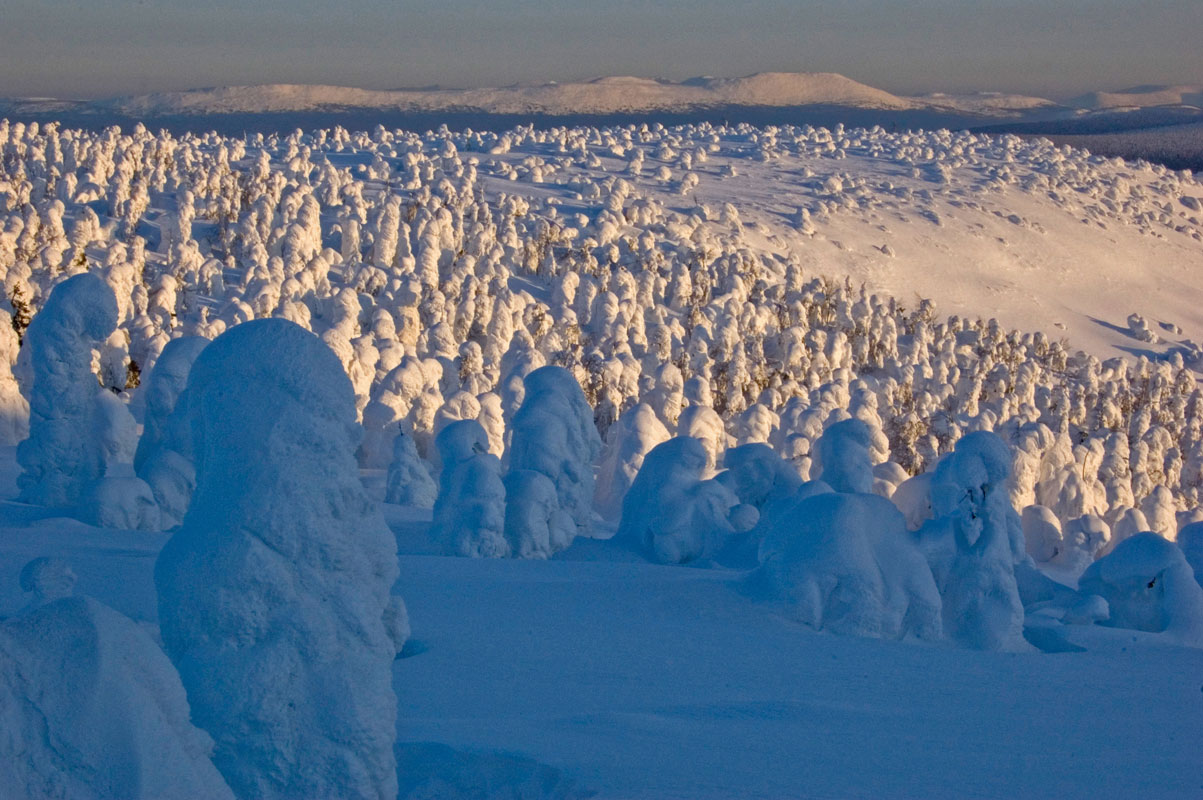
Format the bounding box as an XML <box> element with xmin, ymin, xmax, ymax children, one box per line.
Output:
<box><xmin>1</xmin><ymin>114</ymin><xmax>1198</xmax><ymax>637</ymax></box>
<box><xmin>2</xmin><ymin>117</ymin><xmax>1201</xmax><ymax>544</ymax></box>
<box><xmin>3</xmin><ymin>114</ymin><xmax>1203</xmax><ymax>797</ymax></box>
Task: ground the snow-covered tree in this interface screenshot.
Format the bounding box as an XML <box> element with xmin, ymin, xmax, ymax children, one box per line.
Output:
<box><xmin>618</xmin><ymin>437</ymin><xmax>757</xmax><ymax>563</ymax></box>
<box><xmin>1079</xmin><ymin>532</ymin><xmax>1203</xmax><ymax>647</ymax></box>
<box><xmin>431</xmin><ymin>419</ymin><xmax>509</xmax><ymax>558</ymax></box>
<box><xmin>16</xmin><ymin>272</ymin><xmax>117</xmax><ymax>507</ymax></box>
<box><xmin>506</xmin><ymin>365</ymin><xmax>602</xmax><ymax>543</ymax></box>
<box><xmin>922</xmin><ymin>432</ymin><xmax>1027</xmax><ymax>651</ymax></box>
<box><xmin>154</xmin><ymin>319</ymin><xmax>400</xmax><ymax>800</ymax></box>
<box><xmin>755</xmin><ymin>490</ymin><xmax>942</xmax><ymax>640</ymax></box>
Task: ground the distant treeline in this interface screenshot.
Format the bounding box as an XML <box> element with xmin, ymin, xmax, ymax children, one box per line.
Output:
<box><xmin>2</xmin><ymin>104</ymin><xmax>1199</xmax><ymax>174</ymax></box>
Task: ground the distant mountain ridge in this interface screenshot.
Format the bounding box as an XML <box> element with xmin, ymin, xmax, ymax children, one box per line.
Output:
<box><xmin>1068</xmin><ymin>84</ymin><xmax>1203</xmax><ymax>110</ymax></box>
<box><xmin>2</xmin><ymin>73</ymin><xmax>1200</xmax><ymax>125</ymax></box>
<box><xmin>100</xmin><ymin>72</ymin><xmax>918</xmax><ymax>116</ymax></box>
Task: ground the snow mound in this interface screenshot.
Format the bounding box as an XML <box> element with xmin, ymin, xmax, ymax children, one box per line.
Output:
<box><xmin>0</xmin><ymin>596</ymin><xmax>233</xmax><ymax>800</ymax></box>
<box><xmin>754</xmin><ymin>491</ymin><xmax>942</xmax><ymax>640</ymax></box>
<box><xmin>1079</xmin><ymin>532</ymin><xmax>1203</xmax><ymax>646</ymax></box>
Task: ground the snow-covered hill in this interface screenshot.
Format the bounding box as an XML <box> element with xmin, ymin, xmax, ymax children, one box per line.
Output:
<box><xmin>1069</xmin><ymin>84</ymin><xmax>1203</xmax><ymax>110</ymax></box>
<box><xmin>105</xmin><ymin>72</ymin><xmax>918</xmax><ymax>116</ymax></box>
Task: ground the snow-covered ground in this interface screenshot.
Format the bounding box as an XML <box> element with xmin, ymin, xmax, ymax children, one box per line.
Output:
<box><xmin>2</xmin><ymin>476</ymin><xmax>1201</xmax><ymax>799</ymax></box>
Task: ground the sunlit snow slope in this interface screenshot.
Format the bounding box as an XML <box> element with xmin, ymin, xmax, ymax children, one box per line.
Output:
<box><xmin>457</xmin><ymin>127</ymin><xmax>1203</xmax><ymax>361</ymax></box>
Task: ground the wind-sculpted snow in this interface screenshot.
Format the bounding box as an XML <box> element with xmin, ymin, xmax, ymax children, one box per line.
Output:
<box><xmin>154</xmin><ymin>319</ymin><xmax>400</xmax><ymax>800</ymax></box>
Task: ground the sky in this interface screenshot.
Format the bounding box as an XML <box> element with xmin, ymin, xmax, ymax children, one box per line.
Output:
<box><xmin>0</xmin><ymin>0</ymin><xmax>1199</xmax><ymax>100</ymax></box>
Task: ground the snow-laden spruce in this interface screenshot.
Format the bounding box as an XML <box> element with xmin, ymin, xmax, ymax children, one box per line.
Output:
<box><xmin>133</xmin><ymin>335</ymin><xmax>209</xmax><ymax>473</ymax></box>
<box><xmin>133</xmin><ymin>336</ymin><xmax>210</xmax><ymax>527</ymax></box>
<box><xmin>16</xmin><ymin>272</ymin><xmax>118</xmax><ymax>508</ymax></box>
<box><xmin>1</xmin><ymin>563</ymin><xmax>233</xmax><ymax>800</ymax></box>
<box><xmin>506</xmin><ymin>365</ymin><xmax>602</xmax><ymax>547</ymax></box>
<box><xmin>2</xmin><ymin>118</ymin><xmax>1202</xmax><ymax>564</ymax></box>
<box><xmin>432</xmin><ymin>418</ymin><xmax>509</xmax><ymax>557</ymax></box>
<box><xmin>154</xmin><ymin>319</ymin><xmax>401</xmax><ymax>800</ymax></box>
<box><xmin>0</xmin><ymin>309</ymin><xmax>28</xmax><ymax>445</ymax></box>
<box><xmin>921</xmin><ymin>431</ymin><xmax>1028</xmax><ymax>651</ymax></box>
<box><xmin>384</xmin><ymin>428</ymin><xmax>438</xmax><ymax>507</ymax></box>
<box><xmin>594</xmin><ymin>402</ymin><xmax>670</xmax><ymax>522</ymax></box>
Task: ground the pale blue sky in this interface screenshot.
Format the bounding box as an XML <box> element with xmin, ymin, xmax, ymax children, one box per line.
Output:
<box><xmin>1</xmin><ymin>0</ymin><xmax>1198</xmax><ymax>99</ymax></box>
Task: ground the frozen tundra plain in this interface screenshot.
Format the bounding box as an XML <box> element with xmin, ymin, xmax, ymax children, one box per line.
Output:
<box><xmin>0</xmin><ymin>113</ymin><xmax>1202</xmax><ymax>798</ymax></box>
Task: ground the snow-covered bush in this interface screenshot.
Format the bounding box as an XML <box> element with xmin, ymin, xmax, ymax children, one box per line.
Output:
<box><xmin>79</xmin><ymin>475</ymin><xmax>160</xmax><ymax>530</ymax></box>
<box><xmin>1079</xmin><ymin>532</ymin><xmax>1203</xmax><ymax>646</ymax></box>
<box><xmin>16</xmin><ymin>272</ymin><xmax>118</xmax><ymax>507</ymax></box>
<box><xmin>384</xmin><ymin>429</ymin><xmax>438</xmax><ymax>507</ymax></box>
<box><xmin>154</xmin><ymin>319</ymin><xmax>400</xmax><ymax>800</ymax></box>
<box><xmin>1021</xmin><ymin>505</ymin><xmax>1062</xmax><ymax>563</ymax></box>
<box><xmin>618</xmin><ymin>437</ymin><xmax>757</xmax><ymax>563</ymax></box>
<box><xmin>16</xmin><ymin>556</ymin><xmax>76</xmax><ymax>615</ymax></box>
<box><xmin>432</xmin><ymin>419</ymin><xmax>509</xmax><ymax>557</ymax></box>
<box><xmin>506</xmin><ymin>366</ymin><xmax>602</xmax><ymax>544</ymax></box>
<box><xmin>754</xmin><ymin>491</ymin><xmax>942</xmax><ymax>640</ymax></box>
<box><xmin>921</xmin><ymin>432</ymin><xmax>1027</xmax><ymax>651</ymax></box>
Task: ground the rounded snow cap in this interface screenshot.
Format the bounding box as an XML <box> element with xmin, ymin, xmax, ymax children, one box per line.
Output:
<box><xmin>1089</xmin><ymin>532</ymin><xmax>1184</xmax><ymax>585</ymax></box>
<box><xmin>36</xmin><ymin>272</ymin><xmax>118</xmax><ymax>341</ymax></box>
<box><xmin>187</xmin><ymin>318</ymin><xmax>356</xmax><ymax>426</ymax></box>
<box><xmin>435</xmin><ymin>419</ymin><xmax>491</xmax><ymax>466</ymax></box>
<box><xmin>523</xmin><ymin>364</ymin><xmax>581</xmax><ymax>398</ymax></box>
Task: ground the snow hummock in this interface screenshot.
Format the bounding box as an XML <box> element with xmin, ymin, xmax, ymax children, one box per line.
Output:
<box><xmin>154</xmin><ymin>319</ymin><xmax>400</xmax><ymax>800</ymax></box>
<box><xmin>754</xmin><ymin>490</ymin><xmax>943</xmax><ymax>640</ymax></box>
<box><xmin>0</xmin><ymin>594</ymin><xmax>233</xmax><ymax>800</ymax></box>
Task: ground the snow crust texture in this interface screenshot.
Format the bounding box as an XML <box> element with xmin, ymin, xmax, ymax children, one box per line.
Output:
<box><xmin>154</xmin><ymin>318</ymin><xmax>400</xmax><ymax>800</ymax></box>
